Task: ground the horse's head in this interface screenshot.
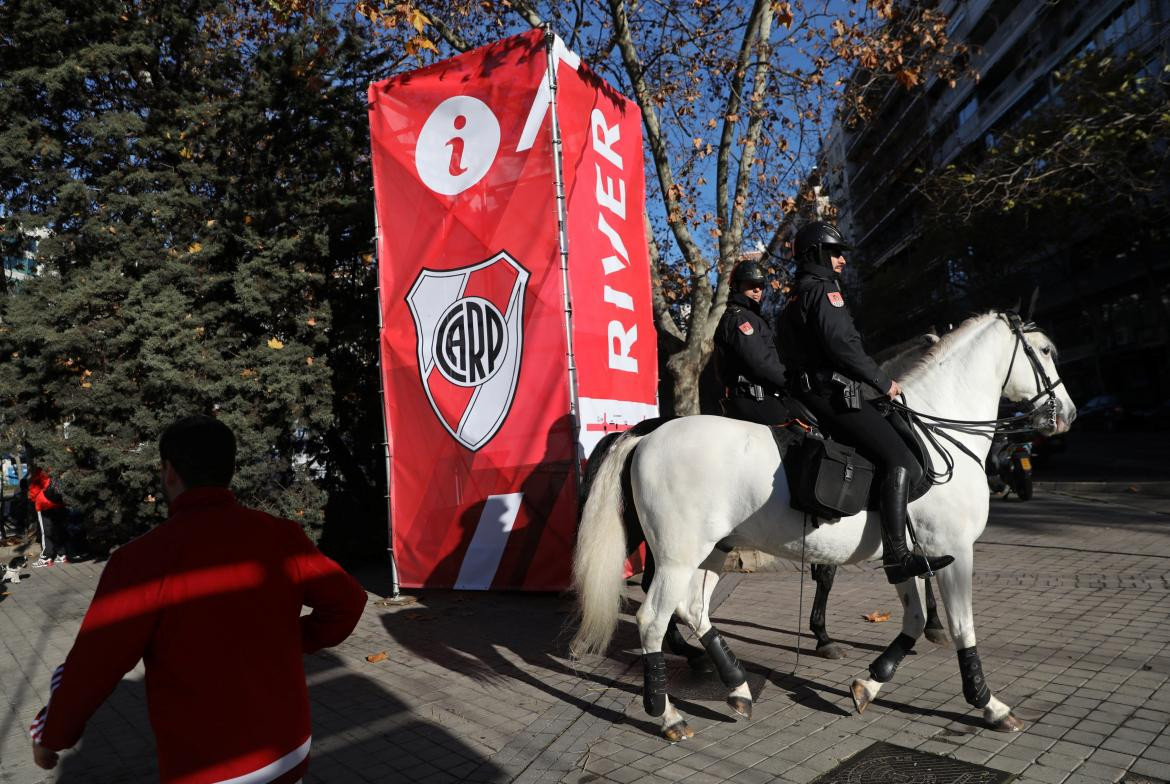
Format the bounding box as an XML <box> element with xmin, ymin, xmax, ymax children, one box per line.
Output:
<box><xmin>998</xmin><ymin>315</ymin><xmax>1077</xmax><ymax>435</ymax></box>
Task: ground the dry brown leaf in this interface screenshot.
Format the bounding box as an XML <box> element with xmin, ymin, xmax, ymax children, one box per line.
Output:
<box><xmin>862</xmin><ymin>611</ymin><xmax>891</xmax><ymax>623</ymax></box>
<box><xmin>776</xmin><ymin>1</ymin><xmax>794</xmax><ymax>27</ymax></box>
<box><xmin>895</xmin><ymin>69</ymin><xmax>919</xmax><ymax>89</ymax></box>
<box><xmin>365</xmin><ymin>651</ymin><xmax>388</xmax><ymax>663</ymax></box>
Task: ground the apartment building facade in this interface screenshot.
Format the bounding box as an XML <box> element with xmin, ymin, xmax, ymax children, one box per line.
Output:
<box><xmin>825</xmin><ymin>0</ymin><xmax>1170</xmax><ymax>410</ymax></box>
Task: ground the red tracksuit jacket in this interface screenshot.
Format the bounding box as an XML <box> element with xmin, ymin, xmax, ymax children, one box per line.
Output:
<box><xmin>30</xmin><ymin>486</ymin><xmax>368</xmax><ymax>784</ymax></box>
<box><xmin>28</xmin><ymin>468</ymin><xmax>63</xmax><ymax>512</ymax></box>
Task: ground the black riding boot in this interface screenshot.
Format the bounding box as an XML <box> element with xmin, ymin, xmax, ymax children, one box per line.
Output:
<box><xmin>881</xmin><ymin>467</ymin><xmax>954</xmax><ymax>584</ymax></box>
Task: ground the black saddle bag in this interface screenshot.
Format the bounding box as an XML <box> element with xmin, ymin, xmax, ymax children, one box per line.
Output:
<box><xmin>789</xmin><ymin>434</ymin><xmax>875</xmax><ymax>520</ymax></box>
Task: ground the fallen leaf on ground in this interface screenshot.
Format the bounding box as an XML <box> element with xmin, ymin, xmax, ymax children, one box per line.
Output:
<box><xmin>365</xmin><ymin>651</ymin><xmax>388</xmax><ymax>663</ymax></box>
<box><xmin>862</xmin><ymin>611</ymin><xmax>891</xmax><ymax>623</ymax></box>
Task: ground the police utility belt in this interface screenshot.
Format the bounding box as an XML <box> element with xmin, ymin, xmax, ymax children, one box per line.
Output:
<box><xmin>728</xmin><ymin>376</ymin><xmax>782</xmax><ymax>402</ymax></box>
<box><xmin>796</xmin><ymin>370</ymin><xmax>862</xmax><ymax>411</ymax></box>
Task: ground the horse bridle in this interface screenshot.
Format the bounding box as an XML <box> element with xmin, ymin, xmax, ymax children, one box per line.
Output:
<box><xmin>999</xmin><ymin>311</ymin><xmax>1065</xmax><ymax>432</ymax></box>
<box><xmin>886</xmin><ymin>311</ymin><xmax>1066</xmax><ymax>486</ymax></box>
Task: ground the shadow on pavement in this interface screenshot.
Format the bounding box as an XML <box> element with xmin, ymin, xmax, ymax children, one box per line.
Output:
<box><xmin>714</xmin><ymin>616</ymin><xmax>888</xmax><ymax>655</ymax></box>
<box><xmin>48</xmin><ymin>651</ymin><xmax>503</xmax><ymax>782</ymax></box>
<box><xmin>767</xmin><ymin>669</ymin><xmax>853</xmax><ymax>718</ymax></box>
<box><xmin>866</xmin><ymin>694</ymin><xmax>989</xmax><ymax>730</ymax></box>
<box><xmin>373</xmin><ymin>592</ymin><xmax>734</xmax><ymax>735</ymax></box>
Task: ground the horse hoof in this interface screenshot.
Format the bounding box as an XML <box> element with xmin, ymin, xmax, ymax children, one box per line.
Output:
<box><xmin>924</xmin><ymin>627</ymin><xmax>949</xmax><ymax>645</ymax></box>
<box><xmin>727</xmin><ymin>696</ymin><xmax>752</xmax><ymax>720</ymax></box>
<box><xmin>850</xmin><ymin>680</ymin><xmax>871</xmax><ymax>715</ymax></box>
<box><xmin>815</xmin><ymin>642</ymin><xmax>848</xmax><ymax>660</ymax></box>
<box><xmin>687</xmin><ymin>655</ymin><xmax>716</xmax><ymax>675</ymax></box>
<box><xmin>989</xmin><ymin>712</ymin><xmax>1026</xmax><ymax>733</ymax></box>
<box><xmin>662</xmin><ymin>721</ymin><xmax>694</xmax><ymax>743</ymax></box>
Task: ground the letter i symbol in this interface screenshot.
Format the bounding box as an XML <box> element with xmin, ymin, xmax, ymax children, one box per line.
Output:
<box><xmin>447</xmin><ymin>115</ymin><xmax>468</xmax><ymax>176</ymax></box>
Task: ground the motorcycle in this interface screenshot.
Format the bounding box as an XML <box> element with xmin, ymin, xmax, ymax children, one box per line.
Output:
<box><xmin>986</xmin><ymin>431</ymin><xmax>1034</xmax><ymax>500</ymax></box>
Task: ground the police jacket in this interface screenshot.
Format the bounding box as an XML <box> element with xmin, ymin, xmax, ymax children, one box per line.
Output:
<box><xmin>776</xmin><ymin>264</ymin><xmax>893</xmax><ymax>394</ymax></box>
<box><xmin>714</xmin><ymin>291</ymin><xmax>787</xmax><ymax>393</ymax></box>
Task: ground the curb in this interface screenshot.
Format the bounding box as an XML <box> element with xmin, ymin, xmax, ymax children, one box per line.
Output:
<box><xmin>1035</xmin><ymin>480</ymin><xmax>1170</xmax><ymax>495</ymax></box>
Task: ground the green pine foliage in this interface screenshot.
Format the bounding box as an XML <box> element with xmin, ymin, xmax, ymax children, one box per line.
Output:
<box><xmin>1</xmin><ymin>0</ymin><xmax>394</xmax><ymax>552</ymax></box>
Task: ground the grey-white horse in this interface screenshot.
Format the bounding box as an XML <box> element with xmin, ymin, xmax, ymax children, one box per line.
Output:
<box><xmin>571</xmin><ymin>312</ymin><xmax>1076</xmax><ymax>741</ymax></box>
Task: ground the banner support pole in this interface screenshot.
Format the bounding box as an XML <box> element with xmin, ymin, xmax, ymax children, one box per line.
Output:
<box><xmin>370</xmin><ymin>181</ymin><xmax>402</xmax><ymax>600</ymax></box>
<box><xmin>543</xmin><ymin>26</ymin><xmax>583</xmax><ymax>487</ymax></box>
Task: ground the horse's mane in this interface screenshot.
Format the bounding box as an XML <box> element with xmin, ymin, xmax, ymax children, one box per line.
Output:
<box><xmin>901</xmin><ymin>311</ymin><xmax>1002</xmax><ymax>384</ymax></box>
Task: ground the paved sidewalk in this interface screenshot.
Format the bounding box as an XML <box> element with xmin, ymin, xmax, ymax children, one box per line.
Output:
<box><xmin>2</xmin><ymin>489</ymin><xmax>1169</xmax><ymax>783</ymax></box>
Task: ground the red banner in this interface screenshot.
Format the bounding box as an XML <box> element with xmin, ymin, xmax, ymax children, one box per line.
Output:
<box><xmin>369</xmin><ymin>30</ymin><xmax>656</xmax><ymax>590</ymax></box>
<box><xmin>557</xmin><ymin>52</ymin><xmax>659</xmax><ymax>457</ymax></box>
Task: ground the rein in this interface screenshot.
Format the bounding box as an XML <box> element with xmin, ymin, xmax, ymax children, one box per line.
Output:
<box><xmin>883</xmin><ymin>312</ymin><xmax>1064</xmax><ymax>487</ymax></box>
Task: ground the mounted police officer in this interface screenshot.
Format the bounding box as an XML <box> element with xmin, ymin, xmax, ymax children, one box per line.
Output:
<box><xmin>714</xmin><ymin>259</ymin><xmax>790</xmax><ymax>426</ymax></box>
<box><xmin>776</xmin><ymin>221</ymin><xmax>953</xmax><ymax>583</ymax></box>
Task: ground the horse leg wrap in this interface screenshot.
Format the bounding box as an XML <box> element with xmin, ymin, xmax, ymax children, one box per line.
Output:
<box><xmin>642</xmin><ymin>652</ymin><xmax>668</xmax><ymax>717</ymax></box>
<box><xmin>699</xmin><ymin>629</ymin><xmax>746</xmax><ymax>687</ymax></box>
<box><xmin>869</xmin><ymin>633</ymin><xmax>916</xmax><ymax>683</ymax></box>
<box><xmin>957</xmin><ymin>646</ymin><xmax>991</xmax><ymax>708</ymax></box>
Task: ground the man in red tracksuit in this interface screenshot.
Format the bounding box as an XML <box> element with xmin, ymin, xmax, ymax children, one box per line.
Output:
<box><xmin>29</xmin><ymin>415</ymin><xmax>368</xmax><ymax>784</ymax></box>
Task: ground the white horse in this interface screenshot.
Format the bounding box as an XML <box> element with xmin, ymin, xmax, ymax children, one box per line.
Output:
<box><xmin>571</xmin><ymin>312</ymin><xmax>1076</xmax><ymax>741</ymax></box>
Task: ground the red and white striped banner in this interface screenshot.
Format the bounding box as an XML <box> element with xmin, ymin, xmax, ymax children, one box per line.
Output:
<box><xmin>369</xmin><ymin>29</ymin><xmax>657</xmax><ymax>590</ymax></box>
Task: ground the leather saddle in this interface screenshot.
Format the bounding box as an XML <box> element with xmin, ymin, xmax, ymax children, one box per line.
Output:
<box><xmin>774</xmin><ymin>397</ymin><xmax>933</xmax><ymax>507</ymax></box>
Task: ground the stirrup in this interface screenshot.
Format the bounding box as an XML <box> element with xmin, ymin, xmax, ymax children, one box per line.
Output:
<box><xmin>883</xmin><ymin>553</ymin><xmax>954</xmax><ymax>584</ymax></box>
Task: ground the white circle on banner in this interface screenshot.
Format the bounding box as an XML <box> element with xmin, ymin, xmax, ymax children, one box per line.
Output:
<box><xmin>415</xmin><ymin>96</ymin><xmax>499</xmax><ymax>196</ymax></box>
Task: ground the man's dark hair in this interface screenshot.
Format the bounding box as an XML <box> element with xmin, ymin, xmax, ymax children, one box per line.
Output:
<box><xmin>159</xmin><ymin>415</ymin><xmax>236</xmax><ymax>488</ymax></box>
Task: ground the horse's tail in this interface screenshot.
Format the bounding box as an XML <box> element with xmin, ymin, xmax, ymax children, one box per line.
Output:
<box><xmin>571</xmin><ymin>428</ymin><xmax>645</xmax><ymax>659</ymax></box>
<box><xmin>578</xmin><ymin>430</ymin><xmax>624</xmax><ymax>515</ymax></box>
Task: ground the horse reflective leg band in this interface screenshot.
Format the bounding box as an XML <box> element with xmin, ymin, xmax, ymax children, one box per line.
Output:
<box><xmin>699</xmin><ymin>628</ymin><xmax>746</xmax><ymax>687</ymax></box>
<box><xmin>642</xmin><ymin>651</ymin><xmax>668</xmax><ymax>716</ymax></box>
<box><xmin>958</xmin><ymin>646</ymin><xmax>991</xmax><ymax>708</ymax></box>
<box><xmin>869</xmin><ymin>633</ymin><xmax>916</xmax><ymax>683</ymax></box>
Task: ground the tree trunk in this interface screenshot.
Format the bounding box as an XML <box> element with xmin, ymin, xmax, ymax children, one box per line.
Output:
<box><xmin>665</xmin><ymin>341</ymin><xmax>712</xmax><ymax>416</ymax></box>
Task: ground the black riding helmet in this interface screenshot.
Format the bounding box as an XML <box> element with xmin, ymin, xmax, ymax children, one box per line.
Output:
<box><xmin>793</xmin><ymin>221</ymin><xmax>852</xmax><ymax>267</ymax></box>
<box><xmin>730</xmin><ymin>260</ymin><xmax>766</xmax><ymax>289</ymax></box>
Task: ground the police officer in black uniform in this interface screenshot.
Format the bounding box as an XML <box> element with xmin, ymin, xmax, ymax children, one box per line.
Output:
<box><xmin>714</xmin><ymin>260</ymin><xmax>790</xmax><ymax>425</ymax></box>
<box><xmin>776</xmin><ymin>221</ymin><xmax>953</xmax><ymax>583</ymax></box>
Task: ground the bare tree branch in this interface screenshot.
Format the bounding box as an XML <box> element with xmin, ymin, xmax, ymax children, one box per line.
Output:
<box><xmin>606</xmin><ymin>0</ymin><xmax>713</xmax><ymax>357</ymax></box>
<box><xmin>646</xmin><ymin>207</ymin><xmax>684</xmax><ymax>342</ymax></box>
<box><xmin>509</xmin><ymin>0</ymin><xmax>545</xmax><ymax>29</ymax></box>
<box><xmin>713</xmin><ymin>3</ymin><xmax>774</xmax><ymax>328</ymax></box>
<box><xmin>417</xmin><ymin>4</ymin><xmax>471</xmax><ymax>52</ymax></box>
<box><xmin>715</xmin><ymin>0</ymin><xmax>767</xmax><ymax>261</ymax></box>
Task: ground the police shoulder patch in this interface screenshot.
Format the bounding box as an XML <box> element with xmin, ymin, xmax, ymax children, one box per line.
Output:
<box><xmin>739</xmin><ymin>322</ymin><xmax>754</xmax><ymax>335</ymax></box>
<box><xmin>827</xmin><ymin>291</ymin><xmax>845</xmax><ymax>307</ymax></box>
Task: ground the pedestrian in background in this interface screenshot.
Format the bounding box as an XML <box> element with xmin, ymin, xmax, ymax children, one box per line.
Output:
<box><xmin>29</xmin><ymin>415</ymin><xmax>368</xmax><ymax>783</ymax></box>
<box><xmin>28</xmin><ymin>468</ymin><xmax>68</xmax><ymax>566</ymax></box>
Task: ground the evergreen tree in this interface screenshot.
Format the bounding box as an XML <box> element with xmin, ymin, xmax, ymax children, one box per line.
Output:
<box><xmin>0</xmin><ymin>0</ymin><xmax>394</xmax><ymax>551</ymax></box>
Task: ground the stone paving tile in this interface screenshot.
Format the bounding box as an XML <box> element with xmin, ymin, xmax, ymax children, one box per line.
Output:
<box><xmin>2</xmin><ymin>491</ymin><xmax>1170</xmax><ymax>782</ymax></box>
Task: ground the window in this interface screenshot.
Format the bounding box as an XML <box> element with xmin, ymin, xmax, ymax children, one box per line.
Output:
<box><xmin>1092</xmin><ymin>0</ymin><xmax>1150</xmax><ymax>54</ymax></box>
<box><xmin>957</xmin><ymin>96</ymin><xmax>979</xmax><ymax>127</ymax></box>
